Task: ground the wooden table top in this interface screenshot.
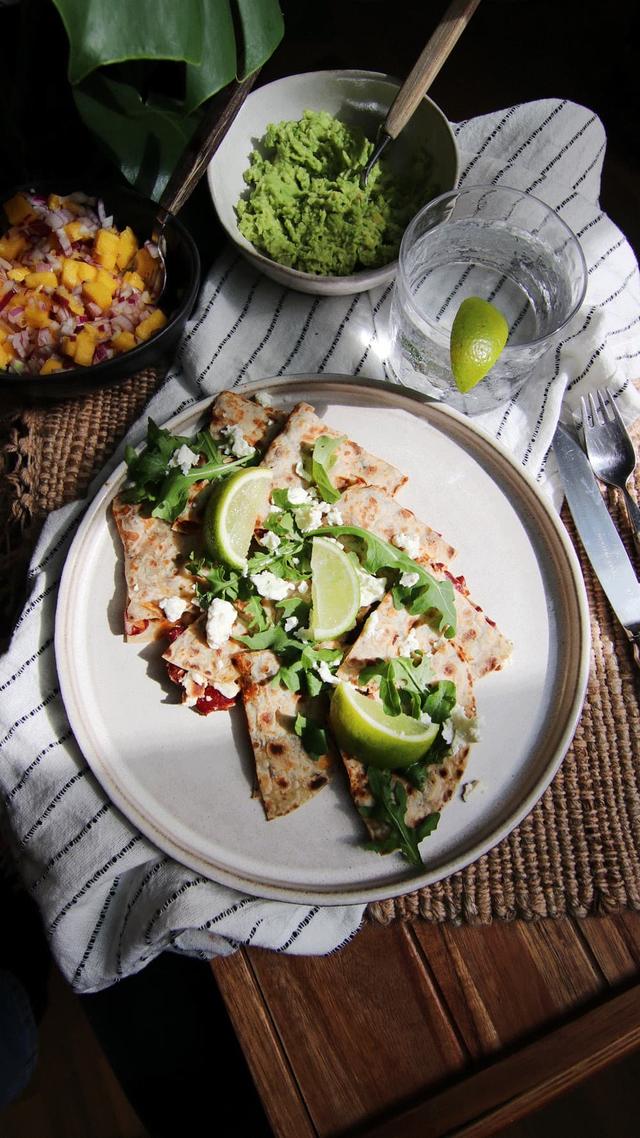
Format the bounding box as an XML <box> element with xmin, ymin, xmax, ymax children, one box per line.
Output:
<box><xmin>211</xmin><ymin>910</ymin><xmax>640</xmax><ymax>1137</ymax></box>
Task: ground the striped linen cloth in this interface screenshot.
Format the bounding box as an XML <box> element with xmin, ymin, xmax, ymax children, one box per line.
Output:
<box><xmin>2</xmin><ymin>99</ymin><xmax>639</xmax><ymax>993</ymax></box>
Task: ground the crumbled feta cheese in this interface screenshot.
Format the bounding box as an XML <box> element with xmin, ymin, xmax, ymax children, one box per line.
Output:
<box><xmin>399</xmin><ymin>570</ymin><xmax>420</xmax><ymax>588</ymax></box>
<box><xmin>461</xmin><ymin>779</ymin><xmax>484</xmax><ymax>801</ymax></box>
<box><xmin>441</xmin><ymin>718</ymin><xmax>454</xmax><ymax>745</ymax></box>
<box><xmin>205</xmin><ymin>597</ymin><xmax>237</xmax><ymax>648</ymax></box>
<box><xmin>287</xmin><ymin>486</ymin><xmax>313</xmax><ymax>505</ymax></box>
<box><xmin>167</xmin><ymin>444</ymin><xmax>200</xmax><ymax>476</ymax></box>
<box><xmin>419</xmin><ymin>710</ymin><xmax>433</xmax><ymax>726</ymax></box>
<box><xmin>356</xmin><ymin>566</ymin><xmax>387</xmax><ymax>607</ymax></box>
<box><xmin>215</xmin><ymin>681</ymin><xmax>239</xmax><ymax>700</ymax></box>
<box><xmin>250</xmin><ymin>571</ymin><xmax>295</xmax><ymax>601</ymax></box>
<box><xmin>366</xmin><ymin>610</ymin><xmax>379</xmax><ymax>634</ymax></box>
<box><xmin>316</xmin><ymin>660</ymin><xmax>339</xmax><ymax>685</ymax></box>
<box><xmin>392</xmin><ymin>531</ymin><xmax>421</xmax><ymax>558</ymax></box>
<box><xmin>295</xmin><ymin>459</ymin><xmax>310</xmax><ymax>480</ymax></box>
<box><xmin>297</xmin><ymin>580</ymin><xmax>309</xmax><ymax>595</ymax></box>
<box><xmin>400</xmin><ymin>626</ymin><xmax>420</xmax><ymax>655</ymax></box>
<box><xmin>295</xmin><ymin>502</ymin><xmax>325</xmax><ymax>532</ymax></box>
<box><xmin>189</xmin><ymin>671</ymin><xmax>207</xmax><ymax>688</ymax></box>
<box><xmin>324</xmin><ymin>505</ymin><xmax>343</xmax><ymax>525</ymax></box>
<box><xmin>253</xmin><ymin>390</ymin><xmax>273</xmax><ymax>407</ymax></box>
<box><xmin>450</xmin><ymin>705</ymin><xmax>480</xmax><ymax>744</ymax></box>
<box><xmin>283</xmin><ymin>616</ymin><xmax>299</xmax><ymax>632</ymax></box>
<box><xmin>220</xmin><ymin>425</ymin><xmax>255</xmax><ymax>458</ymax></box>
<box><xmin>259</xmin><ymin>530</ymin><xmax>281</xmax><ymax>552</ymax></box>
<box><xmin>159</xmin><ymin>595</ymin><xmax>187</xmax><ymax>622</ymax></box>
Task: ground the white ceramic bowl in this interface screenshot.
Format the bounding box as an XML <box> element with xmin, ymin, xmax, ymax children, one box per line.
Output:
<box><xmin>207</xmin><ymin>70</ymin><xmax>459</xmax><ymax>296</ymax></box>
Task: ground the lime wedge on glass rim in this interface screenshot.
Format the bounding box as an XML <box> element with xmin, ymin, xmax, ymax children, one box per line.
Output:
<box><xmin>330</xmin><ymin>682</ymin><xmax>440</xmax><ymax>769</ymax></box>
<box><xmin>310</xmin><ymin>536</ymin><xmax>360</xmax><ymax>641</ymax></box>
<box><xmin>450</xmin><ymin>296</ymin><xmax>509</xmax><ymax>392</ymax></box>
<box><xmin>203</xmin><ymin>466</ymin><xmax>272</xmax><ymax>571</ymax></box>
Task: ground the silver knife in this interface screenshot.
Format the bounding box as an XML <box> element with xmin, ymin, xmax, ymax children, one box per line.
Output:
<box><xmin>554</xmin><ymin>420</ymin><xmax>640</xmax><ymax>667</ymax></box>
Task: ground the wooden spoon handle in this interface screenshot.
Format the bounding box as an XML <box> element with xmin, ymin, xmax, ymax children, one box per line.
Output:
<box><xmin>384</xmin><ymin>0</ymin><xmax>483</xmax><ymax>139</ymax></box>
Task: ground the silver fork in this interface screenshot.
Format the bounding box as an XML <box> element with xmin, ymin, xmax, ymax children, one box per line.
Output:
<box><xmin>580</xmin><ymin>386</ymin><xmax>640</xmax><ymax>559</ymax></box>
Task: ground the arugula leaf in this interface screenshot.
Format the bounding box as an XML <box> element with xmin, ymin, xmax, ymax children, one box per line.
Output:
<box><xmin>122</xmin><ymin>418</ymin><xmax>254</xmax><ymax>522</ymax></box>
<box><xmin>313</xmin><ymin>525</ymin><xmax>457</xmax><ymax>638</ymax></box>
<box><xmin>310</xmin><ymin>435</ymin><xmax>344</xmax><ymax>504</ymax></box>
<box><xmin>424</xmin><ymin>680</ymin><xmax>457</xmax><ymax>723</ymax></box>
<box><xmin>363</xmin><ymin>768</ymin><xmax>439</xmax><ymax>867</ymax></box>
<box><xmin>244</xmin><ymin>595</ymin><xmax>270</xmax><ymax>633</ymax></box>
<box><xmin>294</xmin><ymin>714</ymin><xmax>329</xmax><ymax>760</ymax></box>
<box><xmin>247</xmin><ymin>536</ymin><xmax>310</xmax><ymax>582</ymax></box>
<box><xmin>359</xmin><ymin>654</ymin><xmax>435</xmax><ymax>719</ymax></box>
<box><xmin>275</xmin><ymin>597</ymin><xmax>310</xmax><ymax>627</ymax></box>
<box><xmin>187</xmin><ymin>559</ymin><xmax>245</xmax><ymax>605</ymax></box>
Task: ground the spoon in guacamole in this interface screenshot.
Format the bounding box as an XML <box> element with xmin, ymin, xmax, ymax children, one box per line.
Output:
<box><xmin>359</xmin><ymin>0</ymin><xmax>481</xmax><ymax>187</ymax></box>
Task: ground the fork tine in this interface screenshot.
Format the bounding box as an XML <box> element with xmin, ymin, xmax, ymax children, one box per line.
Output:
<box><xmin>604</xmin><ymin>386</ymin><xmax>628</xmax><ymax>433</ymax></box>
<box><xmin>597</xmin><ymin>388</ymin><xmax>612</xmax><ymax>422</ymax></box>
<box><xmin>588</xmin><ymin>390</ymin><xmax>599</xmax><ymax>428</ymax></box>
<box><xmin>580</xmin><ymin>393</ymin><xmax>590</xmax><ymax>431</ymax></box>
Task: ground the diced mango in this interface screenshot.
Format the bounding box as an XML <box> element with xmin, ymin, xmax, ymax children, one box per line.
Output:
<box><xmin>24</xmin><ymin>302</ymin><xmax>51</xmax><ymax>329</ymax></box>
<box><xmin>82</xmin><ymin>279</ymin><xmax>113</xmax><ymax>311</ymax></box>
<box><xmin>8</xmin><ymin>266</ymin><xmax>28</xmax><ymax>282</ymax></box>
<box><xmin>4</xmin><ymin>194</ymin><xmax>35</xmax><ymax>226</ymax></box>
<box><xmin>61</xmin><ymin>336</ymin><xmax>76</xmax><ymax>359</ymax></box>
<box><xmin>82</xmin><ymin>323</ymin><xmax>100</xmax><ymax>340</ymax></box>
<box><xmin>135</xmin><ymin>309</ymin><xmax>167</xmax><ymax>342</ymax></box>
<box><xmin>73</xmin><ymin>329</ymin><xmax>97</xmax><ymax>366</ymax></box>
<box><xmin>0</xmin><ymin>323</ymin><xmax>8</xmax><ymax>343</ymax></box>
<box><xmin>96</xmin><ymin>267</ymin><xmax>116</xmax><ymax>293</ymax></box>
<box><xmin>116</xmin><ymin>226</ymin><xmax>138</xmax><ymax>270</ymax></box>
<box><xmin>61</xmin><ymin>258</ymin><xmax>80</xmax><ymax>288</ymax></box>
<box><xmin>64</xmin><ymin>219</ymin><xmax>91</xmax><ymax>243</ymax></box>
<box><xmin>112</xmin><ymin>330</ymin><xmax>136</xmax><ymax>353</ymax></box>
<box><xmin>94</xmin><ymin>228</ymin><xmax>119</xmax><ymax>271</ymax></box>
<box><xmin>40</xmin><ymin>356</ymin><xmax>63</xmax><ymax>374</ymax></box>
<box><xmin>0</xmin><ymin>233</ymin><xmax>27</xmax><ymax>261</ymax></box>
<box><xmin>48</xmin><ymin>194</ymin><xmax>63</xmax><ymax>211</ymax></box>
<box><xmin>75</xmin><ymin>261</ymin><xmax>97</xmax><ymax>283</ymax></box>
<box><xmin>134</xmin><ymin>245</ymin><xmax>158</xmax><ymax>285</ymax></box>
<box><xmin>25</xmin><ymin>271</ymin><xmax>58</xmax><ymax>291</ymax></box>
<box><xmin>0</xmin><ymin>341</ymin><xmax>16</xmax><ymax>367</ymax></box>
<box><xmin>54</xmin><ymin>285</ymin><xmax>84</xmax><ymax>317</ymax></box>
<box><xmin>122</xmin><ymin>270</ymin><xmax>145</xmax><ymax>292</ymax></box>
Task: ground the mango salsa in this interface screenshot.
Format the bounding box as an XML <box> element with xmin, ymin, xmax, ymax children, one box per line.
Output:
<box><xmin>0</xmin><ymin>190</ymin><xmax>168</xmax><ymax>376</ymax></box>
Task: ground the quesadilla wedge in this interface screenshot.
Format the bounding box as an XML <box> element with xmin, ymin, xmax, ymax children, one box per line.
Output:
<box><xmin>262</xmin><ymin>401</ymin><xmax>408</xmax><ymax>495</ymax></box>
<box><xmin>234</xmin><ymin>649</ymin><xmax>335</xmax><ymax>819</ymax></box>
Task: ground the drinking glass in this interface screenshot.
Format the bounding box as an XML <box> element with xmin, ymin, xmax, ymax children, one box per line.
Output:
<box><xmin>387</xmin><ymin>185</ymin><xmax>588</xmax><ymax>414</ymax></box>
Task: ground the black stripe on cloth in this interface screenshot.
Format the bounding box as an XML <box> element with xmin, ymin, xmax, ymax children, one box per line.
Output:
<box><xmin>572</xmin><ymin>141</ymin><xmax>606</xmax><ymax>193</ymax></box>
<box><xmin>72</xmin><ymin>875</ymin><xmax>122</xmax><ymax>986</ymax></box>
<box><xmin>576</xmin><ymin>211</ymin><xmax>605</xmax><ymax>240</ymax></box>
<box><xmin>143</xmin><ymin>876</ymin><xmax>209</xmax><ymax>943</ymax></box>
<box><xmin>490</xmin><ymin>100</ymin><xmax>567</xmax><ymax>184</ymax></box>
<box><xmin>4</xmin><ymin>730</ymin><xmax>73</xmax><ymax>803</ymax></box>
<box><xmin>175</xmin><ymin>255</ymin><xmax>241</xmax><ymax>361</ymax></box>
<box><xmin>12</xmin><ymin>579</ymin><xmax>61</xmax><ymax>635</ymax></box>
<box><xmin>115</xmin><ymin>857</ymin><xmax>169</xmax><ymax>976</ymax></box>
<box><xmin>27</xmin><ymin>509</ymin><xmax>82</xmax><ymax>579</ymax></box>
<box><xmin>354</xmin><ymin>284</ymin><xmax>393</xmax><ymax>375</ymax></box>
<box><xmin>0</xmin><ymin>687</ymin><xmax>61</xmax><ymax>752</ymax></box>
<box><xmin>523</xmin><ymin>115</ymin><xmax>597</xmax><ymax>197</ymax></box>
<box><xmin>243</xmin><ymin>917</ymin><xmax>264</xmax><ymax>945</ymax></box>
<box><xmin>233</xmin><ymin>288</ymin><xmax>288</xmax><ymax>386</ymax></box>
<box><xmin>1</xmin><ymin>636</ymin><xmax>53</xmax><ymax>692</ymax></box>
<box><xmin>197</xmin><ymin>895</ymin><xmax>255</xmax><ymax>931</ymax></box>
<box><xmin>617</xmin><ymin>346</ymin><xmax>640</xmax><ymax>361</ymax></box>
<box><xmin>30</xmin><ymin>802</ymin><xmax>111</xmax><ymax>891</ymax></box>
<box><xmin>19</xmin><ymin>766</ymin><xmax>89</xmax><ymax>847</ymax></box>
<box><xmin>49</xmin><ymin>833</ymin><xmax>144</xmax><ymax>935</ymax></box>
<box><xmin>276</xmin><ymin>907</ymin><xmax>320</xmax><ymax>952</ymax></box>
<box><xmin>588</xmin><ymin>237</ymin><xmax>626</xmax><ymax>275</ymax></box>
<box><xmin>196</xmin><ymin>279</ymin><xmax>262</xmax><ymax>390</ymax></box>
<box><xmin>277</xmin><ymin>297</ymin><xmax>321</xmax><ymax>374</ymax></box>
<box><xmin>318</xmin><ymin>296</ymin><xmax>361</xmax><ymax>370</ymax></box>
<box><xmin>608</xmin><ymin>313</ymin><xmax>640</xmax><ymax>338</ymax></box>
<box><xmin>458</xmin><ymin>106</ymin><xmax>519</xmax><ymax>184</ymax></box>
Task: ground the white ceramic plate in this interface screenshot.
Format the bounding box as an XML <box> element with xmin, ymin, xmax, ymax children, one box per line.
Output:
<box><xmin>55</xmin><ymin>377</ymin><xmax>590</xmax><ymax>905</ymax></box>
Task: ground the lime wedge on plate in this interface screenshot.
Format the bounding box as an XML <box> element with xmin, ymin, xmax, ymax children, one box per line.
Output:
<box><xmin>330</xmin><ymin>682</ymin><xmax>440</xmax><ymax>768</ymax></box>
<box><xmin>203</xmin><ymin>467</ymin><xmax>272</xmax><ymax>570</ymax></box>
<box><xmin>450</xmin><ymin>296</ymin><xmax>509</xmax><ymax>392</ymax></box>
<box><xmin>310</xmin><ymin>536</ymin><xmax>360</xmax><ymax>641</ymax></box>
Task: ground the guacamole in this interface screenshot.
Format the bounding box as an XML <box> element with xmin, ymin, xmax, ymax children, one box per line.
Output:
<box><xmin>235</xmin><ymin>109</ymin><xmax>437</xmax><ymax>277</ymax></box>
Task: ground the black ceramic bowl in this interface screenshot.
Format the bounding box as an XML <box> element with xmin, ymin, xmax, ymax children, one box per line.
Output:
<box><xmin>0</xmin><ymin>181</ymin><xmax>200</xmax><ymax>401</ymax></box>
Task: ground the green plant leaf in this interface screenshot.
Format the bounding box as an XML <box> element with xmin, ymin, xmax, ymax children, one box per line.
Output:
<box><xmin>53</xmin><ymin>0</ymin><xmax>204</xmax><ymax>85</ymax></box>
<box><xmin>183</xmin><ymin>0</ymin><xmax>237</xmax><ymax>114</ymax></box>
<box><xmin>73</xmin><ymin>74</ymin><xmax>199</xmax><ymax>200</ymax></box>
<box><xmin>236</xmin><ymin>0</ymin><xmax>285</xmax><ymax>77</ymax></box>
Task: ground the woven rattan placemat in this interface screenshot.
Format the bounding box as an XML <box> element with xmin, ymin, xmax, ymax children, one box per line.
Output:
<box><xmin>1</xmin><ymin>378</ymin><xmax>639</xmax><ymax>924</ymax></box>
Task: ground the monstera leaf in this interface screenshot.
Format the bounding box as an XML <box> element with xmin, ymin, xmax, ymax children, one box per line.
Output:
<box><xmin>52</xmin><ymin>0</ymin><xmax>284</xmax><ymax>198</ymax></box>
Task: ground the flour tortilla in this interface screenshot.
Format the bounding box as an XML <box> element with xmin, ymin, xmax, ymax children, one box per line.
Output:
<box><xmin>336</xmin><ymin>486</ymin><xmax>512</xmax><ymax>679</ymax></box>
<box><xmin>262</xmin><ymin>402</ymin><xmax>407</xmax><ymax>494</ymax></box>
<box><xmin>339</xmin><ymin>640</ymin><xmax>477</xmax><ymax>844</ymax></box>
<box><xmin>111</xmin><ymin>497</ymin><xmax>199</xmax><ymax>640</ymax></box>
<box><xmin>162</xmin><ymin>611</ymin><xmax>246</xmax><ymax>705</ymax></box>
<box><xmin>234</xmin><ymin>650</ymin><xmax>335</xmax><ymax>820</ymax></box>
